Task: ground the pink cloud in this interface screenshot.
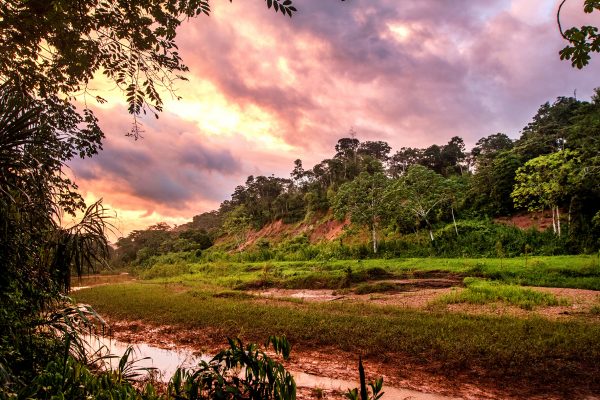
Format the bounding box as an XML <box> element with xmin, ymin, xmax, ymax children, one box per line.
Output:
<box><xmin>68</xmin><ymin>0</ymin><xmax>600</xmax><ymax>234</ymax></box>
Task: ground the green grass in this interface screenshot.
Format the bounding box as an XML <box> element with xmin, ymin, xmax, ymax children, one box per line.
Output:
<box><xmin>139</xmin><ymin>255</ymin><xmax>600</xmax><ymax>291</ymax></box>
<box><xmin>75</xmin><ymin>282</ymin><xmax>600</xmax><ymax>387</ymax></box>
<box><xmin>436</xmin><ymin>278</ymin><xmax>570</xmax><ymax>310</ymax></box>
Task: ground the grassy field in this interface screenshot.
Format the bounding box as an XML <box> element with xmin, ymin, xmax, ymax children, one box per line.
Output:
<box><xmin>137</xmin><ymin>254</ymin><xmax>600</xmax><ymax>290</ymax></box>
<box><xmin>75</xmin><ymin>254</ymin><xmax>600</xmax><ymax>396</ymax></box>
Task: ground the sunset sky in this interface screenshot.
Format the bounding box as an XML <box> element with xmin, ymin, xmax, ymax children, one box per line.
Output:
<box><xmin>67</xmin><ymin>0</ymin><xmax>599</xmax><ymax>238</ymax></box>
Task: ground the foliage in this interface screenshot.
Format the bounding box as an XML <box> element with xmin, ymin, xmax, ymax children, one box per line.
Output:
<box><xmin>512</xmin><ymin>150</ymin><xmax>581</xmax><ymax>211</ymax></box>
<box><xmin>168</xmin><ymin>336</ymin><xmax>295</xmax><ymax>400</ymax></box>
<box><xmin>558</xmin><ymin>0</ymin><xmax>600</xmax><ymax>68</ymax></box>
<box><xmin>334</xmin><ymin>171</ymin><xmax>389</xmax><ymax>253</ymax></box>
<box><xmin>114</xmin><ymin>90</ymin><xmax>600</xmax><ymax>269</ymax></box>
<box><xmin>386</xmin><ymin>165</ymin><xmax>450</xmax><ymax>241</ymax></box>
<box><xmin>437</xmin><ymin>278</ymin><xmax>568</xmax><ymax>310</ymax></box>
<box><xmin>0</xmin><ymin>81</ymin><xmax>113</xmax><ymax>400</ymax></box>
<box><xmin>11</xmin><ymin>335</ymin><xmax>295</xmax><ymax>400</ymax></box>
<box><xmin>345</xmin><ymin>357</ymin><xmax>384</xmax><ymax>400</ymax></box>
<box><xmin>0</xmin><ymin>0</ymin><xmax>308</xmax><ymax>137</ymax></box>
<box><xmin>76</xmin><ymin>280</ymin><xmax>600</xmax><ymax>395</ymax></box>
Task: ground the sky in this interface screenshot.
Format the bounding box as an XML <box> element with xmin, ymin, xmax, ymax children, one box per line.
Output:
<box><xmin>67</xmin><ymin>0</ymin><xmax>600</xmax><ymax>238</ymax></box>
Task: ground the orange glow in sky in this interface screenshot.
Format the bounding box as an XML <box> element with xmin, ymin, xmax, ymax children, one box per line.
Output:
<box><xmin>67</xmin><ymin>0</ymin><xmax>599</xmax><ymax>238</ymax></box>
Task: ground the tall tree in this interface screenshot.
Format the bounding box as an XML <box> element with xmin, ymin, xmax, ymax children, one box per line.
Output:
<box><xmin>468</xmin><ymin>151</ymin><xmax>522</xmax><ymax>216</ymax></box>
<box><xmin>440</xmin><ymin>136</ymin><xmax>467</xmax><ymax>176</ymax></box>
<box><xmin>471</xmin><ymin>133</ymin><xmax>514</xmax><ymax>164</ymax></box>
<box><xmin>0</xmin><ymin>84</ymin><xmax>110</xmax><ymax>383</ymax></box>
<box><xmin>514</xmin><ymin>97</ymin><xmax>583</xmax><ymax>161</ymax></box>
<box><xmin>388</xmin><ymin>147</ymin><xmax>422</xmax><ymax>178</ymax></box>
<box><xmin>387</xmin><ymin>165</ymin><xmax>449</xmax><ymax>242</ymax></box>
<box><xmin>511</xmin><ymin>150</ymin><xmax>582</xmax><ymax>236</ymax></box>
<box><xmin>357</xmin><ymin>140</ymin><xmax>391</xmax><ymax>164</ymax></box>
<box><xmin>333</xmin><ymin>171</ymin><xmax>389</xmax><ymax>254</ymax></box>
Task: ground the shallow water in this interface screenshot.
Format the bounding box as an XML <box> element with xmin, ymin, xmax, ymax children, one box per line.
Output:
<box><xmin>93</xmin><ymin>336</ymin><xmax>459</xmax><ymax>399</ymax></box>
<box><xmin>71</xmin><ymin>273</ymin><xmax>135</xmax><ymax>291</ymax></box>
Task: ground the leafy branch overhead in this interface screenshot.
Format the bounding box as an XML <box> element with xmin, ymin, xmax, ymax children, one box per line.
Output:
<box><xmin>558</xmin><ymin>0</ymin><xmax>600</xmax><ymax>68</ymax></box>
<box><xmin>0</xmin><ymin>0</ymin><xmax>325</xmax><ymax>138</ymax></box>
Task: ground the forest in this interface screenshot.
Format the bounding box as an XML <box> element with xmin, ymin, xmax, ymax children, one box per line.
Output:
<box><xmin>113</xmin><ymin>93</ymin><xmax>600</xmax><ymax>269</ymax></box>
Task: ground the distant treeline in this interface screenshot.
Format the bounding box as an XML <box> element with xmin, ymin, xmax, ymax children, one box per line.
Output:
<box><xmin>113</xmin><ymin>92</ymin><xmax>600</xmax><ymax>266</ymax></box>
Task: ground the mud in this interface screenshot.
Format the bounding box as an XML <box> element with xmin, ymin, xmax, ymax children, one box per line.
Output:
<box><xmin>101</xmin><ymin>315</ymin><xmax>600</xmax><ymax>400</ymax></box>
<box><xmin>94</xmin><ymin>335</ymin><xmax>461</xmax><ymax>400</ymax></box>
<box><xmin>251</xmin><ymin>282</ymin><xmax>600</xmax><ymax>320</ymax></box>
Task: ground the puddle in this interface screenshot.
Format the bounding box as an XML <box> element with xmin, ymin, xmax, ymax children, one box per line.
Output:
<box><xmin>292</xmin><ymin>371</ymin><xmax>459</xmax><ymax>399</ymax></box>
<box><xmin>86</xmin><ymin>335</ymin><xmax>205</xmax><ymax>379</ymax></box>
<box><xmin>90</xmin><ymin>336</ymin><xmax>459</xmax><ymax>399</ymax></box>
<box><xmin>71</xmin><ymin>273</ymin><xmax>135</xmax><ymax>291</ymax></box>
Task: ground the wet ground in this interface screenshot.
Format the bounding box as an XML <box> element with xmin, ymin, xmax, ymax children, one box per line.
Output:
<box><xmin>71</xmin><ymin>273</ymin><xmax>135</xmax><ymax>291</ymax></box>
<box><xmin>251</xmin><ymin>282</ymin><xmax>600</xmax><ymax>319</ymax></box>
<box><xmin>75</xmin><ymin>273</ymin><xmax>600</xmax><ymax>399</ymax></box>
<box><xmin>93</xmin><ymin>332</ymin><xmax>462</xmax><ymax>400</ymax></box>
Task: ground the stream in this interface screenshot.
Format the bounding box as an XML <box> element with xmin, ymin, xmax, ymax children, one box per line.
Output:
<box><xmin>91</xmin><ymin>336</ymin><xmax>459</xmax><ymax>400</ymax></box>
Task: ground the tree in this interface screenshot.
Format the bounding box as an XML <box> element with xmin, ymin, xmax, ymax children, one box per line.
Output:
<box><xmin>558</xmin><ymin>0</ymin><xmax>600</xmax><ymax>68</ymax></box>
<box><xmin>357</xmin><ymin>140</ymin><xmax>392</xmax><ymax>164</ymax></box>
<box><xmin>0</xmin><ymin>0</ymin><xmax>311</xmax><ymax>137</ymax></box>
<box><xmin>222</xmin><ymin>205</ymin><xmax>252</xmax><ymax>250</ymax></box>
<box><xmin>333</xmin><ymin>171</ymin><xmax>389</xmax><ymax>254</ymax></box>
<box><xmin>388</xmin><ymin>147</ymin><xmax>422</xmax><ymax>178</ymax></box>
<box><xmin>468</xmin><ymin>150</ymin><xmax>522</xmax><ymax>216</ymax></box>
<box><xmin>440</xmin><ymin>136</ymin><xmax>467</xmax><ymax>176</ymax></box>
<box><xmin>386</xmin><ymin>165</ymin><xmax>449</xmax><ymax>242</ymax></box>
<box><xmin>334</xmin><ymin>137</ymin><xmax>361</xmax><ymax>180</ymax></box>
<box><xmin>419</xmin><ymin>144</ymin><xmax>443</xmax><ymax>174</ymax></box>
<box><xmin>471</xmin><ymin>133</ymin><xmax>514</xmax><ymax>168</ymax></box>
<box><xmin>511</xmin><ymin>150</ymin><xmax>582</xmax><ymax>236</ymax></box>
<box><xmin>0</xmin><ymin>83</ymin><xmax>110</xmax><ymax>386</ymax></box>
<box><xmin>514</xmin><ymin>97</ymin><xmax>583</xmax><ymax>161</ymax></box>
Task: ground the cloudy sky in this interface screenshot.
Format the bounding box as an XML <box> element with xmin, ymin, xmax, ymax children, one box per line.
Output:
<box><xmin>68</xmin><ymin>0</ymin><xmax>599</xmax><ymax>237</ymax></box>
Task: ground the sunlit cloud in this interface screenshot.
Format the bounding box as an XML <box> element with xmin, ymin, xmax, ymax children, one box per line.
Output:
<box><xmin>67</xmin><ymin>0</ymin><xmax>600</xmax><ymax>237</ymax></box>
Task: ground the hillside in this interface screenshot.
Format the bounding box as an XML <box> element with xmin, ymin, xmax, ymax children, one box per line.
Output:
<box><xmin>235</xmin><ymin>212</ymin><xmax>349</xmax><ymax>251</ymax></box>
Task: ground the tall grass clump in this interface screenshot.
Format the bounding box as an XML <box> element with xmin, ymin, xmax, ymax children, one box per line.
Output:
<box><xmin>438</xmin><ymin>278</ymin><xmax>569</xmax><ymax>310</ymax></box>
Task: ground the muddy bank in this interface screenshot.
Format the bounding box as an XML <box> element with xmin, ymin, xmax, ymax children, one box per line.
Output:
<box><xmin>95</xmin><ymin>335</ymin><xmax>460</xmax><ymax>400</ymax></box>
<box><xmin>250</xmin><ymin>285</ymin><xmax>600</xmax><ymax>320</ymax></box>
<box><xmin>101</xmin><ymin>317</ymin><xmax>597</xmax><ymax>400</ymax></box>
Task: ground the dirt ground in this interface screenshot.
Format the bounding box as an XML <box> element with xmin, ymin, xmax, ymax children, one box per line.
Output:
<box><xmin>250</xmin><ymin>281</ymin><xmax>600</xmax><ymax>320</ymax></box>
<box><xmin>79</xmin><ymin>274</ymin><xmax>600</xmax><ymax>399</ymax></box>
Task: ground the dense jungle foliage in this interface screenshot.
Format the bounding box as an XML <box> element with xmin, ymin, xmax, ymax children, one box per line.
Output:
<box><xmin>114</xmin><ymin>93</ymin><xmax>600</xmax><ymax>269</ymax></box>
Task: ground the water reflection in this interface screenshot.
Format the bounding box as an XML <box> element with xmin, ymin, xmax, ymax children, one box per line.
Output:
<box><xmin>89</xmin><ymin>336</ymin><xmax>459</xmax><ymax>399</ymax></box>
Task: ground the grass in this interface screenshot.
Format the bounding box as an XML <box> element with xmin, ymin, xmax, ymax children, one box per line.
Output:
<box><xmin>141</xmin><ymin>255</ymin><xmax>600</xmax><ymax>291</ymax></box>
<box><xmin>354</xmin><ymin>281</ymin><xmax>400</xmax><ymax>294</ymax></box>
<box><xmin>75</xmin><ymin>282</ymin><xmax>600</xmax><ymax>388</ymax></box>
<box><xmin>74</xmin><ymin>255</ymin><xmax>600</xmax><ymax>395</ymax></box>
<box><xmin>436</xmin><ymin>278</ymin><xmax>570</xmax><ymax>310</ymax></box>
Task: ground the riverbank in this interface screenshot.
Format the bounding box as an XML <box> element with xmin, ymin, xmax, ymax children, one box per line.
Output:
<box><xmin>75</xmin><ymin>278</ymin><xmax>600</xmax><ymax>399</ymax></box>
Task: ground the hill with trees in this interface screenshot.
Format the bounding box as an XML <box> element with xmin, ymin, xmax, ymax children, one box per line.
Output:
<box><xmin>113</xmin><ymin>91</ymin><xmax>600</xmax><ymax>268</ymax></box>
